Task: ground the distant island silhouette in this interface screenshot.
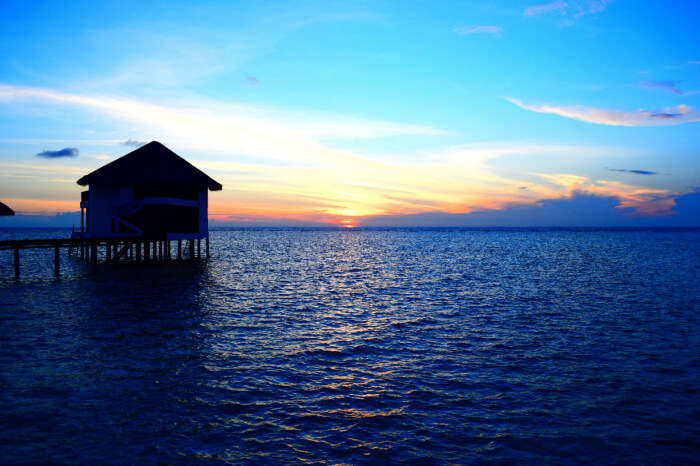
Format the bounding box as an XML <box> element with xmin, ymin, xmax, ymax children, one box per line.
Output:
<box><xmin>0</xmin><ymin>201</ymin><xmax>14</xmax><ymax>216</ymax></box>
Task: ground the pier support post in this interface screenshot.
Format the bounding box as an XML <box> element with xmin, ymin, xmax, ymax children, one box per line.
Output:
<box><xmin>144</xmin><ymin>241</ymin><xmax>150</xmax><ymax>261</ymax></box>
<box><xmin>13</xmin><ymin>245</ymin><xmax>19</xmax><ymax>279</ymax></box>
<box><xmin>106</xmin><ymin>242</ymin><xmax>112</xmax><ymax>262</ymax></box>
<box><xmin>166</xmin><ymin>240</ymin><xmax>171</xmax><ymax>260</ymax></box>
<box><xmin>178</xmin><ymin>240</ymin><xmax>182</xmax><ymax>260</ymax></box>
<box><xmin>153</xmin><ymin>241</ymin><xmax>157</xmax><ymax>260</ymax></box>
<box><xmin>136</xmin><ymin>241</ymin><xmax>141</xmax><ymax>262</ymax></box>
<box><xmin>197</xmin><ymin>239</ymin><xmax>201</xmax><ymax>258</ymax></box>
<box><xmin>54</xmin><ymin>245</ymin><xmax>60</xmax><ymax>276</ymax></box>
<box><xmin>91</xmin><ymin>241</ymin><xmax>97</xmax><ymax>269</ymax></box>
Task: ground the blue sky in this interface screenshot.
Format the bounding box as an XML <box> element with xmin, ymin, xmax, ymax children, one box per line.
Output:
<box><xmin>0</xmin><ymin>0</ymin><xmax>698</xmax><ymax>226</ymax></box>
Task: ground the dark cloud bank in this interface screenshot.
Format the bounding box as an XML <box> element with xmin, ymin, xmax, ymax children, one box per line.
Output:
<box><xmin>359</xmin><ymin>192</ymin><xmax>700</xmax><ymax>228</ymax></box>
<box><xmin>3</xmin><ymin>193</ymin><xmax>700</xmax><ymax>228</ymax></box>
<box><xmin>36</xmin><ymin>147</ymin><xmax>79</xmax><ymax>158</ymax></box>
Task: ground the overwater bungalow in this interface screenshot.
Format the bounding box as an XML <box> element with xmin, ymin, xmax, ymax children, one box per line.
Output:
<box><xmin>1</xmin><ymin>142</ymin><xmax>221</xmax><ymax>278</ymax></box>
<box><xmin>74</xmin><ymin>141</ymin><xmax>222</xmax><ymax>242</ymax></box>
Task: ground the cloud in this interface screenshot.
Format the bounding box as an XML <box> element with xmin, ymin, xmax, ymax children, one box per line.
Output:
<box><xmin>121</xmin><ymin>139</ymin><xmax>146</xmax><ymax>147</ymax></box>
<box><xmin>35</xmin><ymin>147</ymin><xmax>79</xmax><ymax>158</ymax></box>
<box><xmin>524</xmin><ymin>1</ymin><xmax>568</xmax><ymax>16</ymax></box>
<box><xmin>524</xmin><ymin>0</ymin><xmax>612</xmax><ymax>20</ymax></box>
<box><xmin>640</xmin><ymin>80</ymin><xmax>682</xmax><ymax>95</ymax></box>
<box><xmin>0</xmin><ymin>84</ymin><xmax>444</xmax><ymax>155</ymax></box>
<box><xmin>454</xmin><ymin>25</ymin><xmax>502</xmax><ymax>36</ymax></box>
<box><xmin>607</xmin><ymin>168</ymin><xmax>658</xmax><ymax>175</ymax></box>
<box><xmin>0</xmin><ymin>83</ymin><xmax>677</xmax><ymax>223</ymax></box>
<box><xmin>505</xmin><ymin>97</ymin><xmax>700</xmax><ymax>126</ymax></box>
<box><xmin>243</xmin><ymin>74</ymin><xmax>259</xmax><ymax>86</ymax></box>
<box><xmin>359</xmin><ymin>191</ymin><xmax>700</xmax><ymax>227</ymax></box>
<box><xmin>537</xmin><ymin>173</ymin><xmax>673</xmax><ymax>215</ymax></box>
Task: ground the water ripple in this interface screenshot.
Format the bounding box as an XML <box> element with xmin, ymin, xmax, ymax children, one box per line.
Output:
<box><xmin>1</xmin><ymin>228</ymin><xmax>699</xmax><ymax>463</ymax></box>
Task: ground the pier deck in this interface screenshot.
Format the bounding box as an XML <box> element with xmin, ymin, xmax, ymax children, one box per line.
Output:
<box><xmin>1</xmin><ymin>236</ymin><xmax>209</xmax><ymax>279</ymax></box>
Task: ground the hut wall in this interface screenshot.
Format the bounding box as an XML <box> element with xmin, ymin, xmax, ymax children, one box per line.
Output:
<box><xmin>87</xmin><ymin>185</ymin><xmax>134</xmax><ymax>236</ymax></box>
<box><xmin>198</xmin><ymin>187</ymin><xmax>208</xmax><ymax>235</ymax></box>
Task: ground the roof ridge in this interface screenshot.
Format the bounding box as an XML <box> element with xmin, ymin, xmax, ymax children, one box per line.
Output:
<box><xmin>76</xmin><ymin>142</ymin><xmax>222</xmax><ymax>191</ymax></box>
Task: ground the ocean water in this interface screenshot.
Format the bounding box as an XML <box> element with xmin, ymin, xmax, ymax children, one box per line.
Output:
<box><xmin>1</xmin><ymin>227</ymin><xmax>699</xmax><ymax>464</ymax></box>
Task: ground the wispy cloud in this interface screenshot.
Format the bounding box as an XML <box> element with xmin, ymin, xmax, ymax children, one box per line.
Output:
<box><xmin>454</xmin><ymin>25</ymin><xmax>502</xmax><ymax>36</ymax></box>
<box><xmin>36</xmin><ymin>147</ymin><xmax>79</xmax><ymax>158</ymax></box>
<box><xmin>121</xmin><ymin>139</ymin><xmax>146</xmax><ymax>148</ymax></box>
<box><xmin>524</xmin><ymin>0</ymin><xmax>612</xmax><ymax>21</ymax></box>
<box><xmin>0</xmin><ymin>84</ymin><xmax>445</xmax><ymax>164</ymax></box>
<box><xmin>524</xmin><ymin>1</ymin><xmax>568</xmax><ymax>16</ymax></box>
<box><xmin>0</xmin><ymin>83</ymin><xmax>677</xmax><ymax>220</ymax></box>
<box><xmin>607</xmin><ymin>168</ymin><xmax>658</xmax><ymax>175</ymax></box>
<box><xmin>243</xmin><ymin>73</ymin><xmax>259</xmax><ymax>86</ymax></box>
<box><xmin>639</xmin><ymin>80</ymin><xmax>682</xmax><ymax>95</ymax></box>
<box><xmin>505</xmin><ymin>97</ymin><xmax>700</xmax><ymax>126</ymax></box>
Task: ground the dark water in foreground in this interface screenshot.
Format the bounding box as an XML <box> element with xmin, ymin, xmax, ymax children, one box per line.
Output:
<box><xmin>1</xmin><ymin>228</ymin><xmax>699</xmax><ymax>464</ymax></box>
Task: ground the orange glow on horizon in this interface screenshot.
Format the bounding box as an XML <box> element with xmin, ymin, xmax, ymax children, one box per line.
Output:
<box><xmin>3</xmin><ymin>198</ymin><xmax>77</xmax><ymax>215</ymax></box>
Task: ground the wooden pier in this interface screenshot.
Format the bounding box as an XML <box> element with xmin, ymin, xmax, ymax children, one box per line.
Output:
<box><xmin>0</xmin><ymin>236</ymin><xmax>209</xmax><ymax>279</ymax></box>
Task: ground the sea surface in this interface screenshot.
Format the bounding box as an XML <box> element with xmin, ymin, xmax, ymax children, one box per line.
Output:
<box><xmin>1</xmin><ymin>227</ymin><xmax>699</xmax><ymax>464</ymax></box>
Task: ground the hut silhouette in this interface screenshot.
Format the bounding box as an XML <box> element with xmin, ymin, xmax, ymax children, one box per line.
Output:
<box><xmin>74</xmin><ymin>141</ymin><xmax>221</xmax><ymax>244</ymax></box>
<box><xmin>0</xmin><ymin>201</ymin><xmax>14</xmax><ymax>216</ymax></box>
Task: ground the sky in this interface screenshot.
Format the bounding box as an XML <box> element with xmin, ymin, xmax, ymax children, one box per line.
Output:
<box><xmin>0</xmin><ymin>0</ymin><xmax>699</xmax><ymax>227</ymax></box>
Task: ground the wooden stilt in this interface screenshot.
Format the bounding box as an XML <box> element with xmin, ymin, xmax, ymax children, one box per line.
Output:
<box><xmin>178</xmin><ymin>240</ymin><xmax>182</xmax><ymax>260</ymax></box>
<box><xmin>91</xmin><ymin>241</ymin><xmax>97</xmax><ymax>268</ymax></box>
<box><xmin>136</xmin><ymin>241</ymin><xmax>141</xmax><ymax>262</ymax></box>
<box><xmin>166</xmin><ymin>240</ymin><xmax>170</xmax><ymax>260</ymax></box>
<box><xmin>189</xmin><ymin>239</ymin><xmax>195</xmax><ymax>259</ymax></box>
<box><xmin>54</xmin><ymin>245</ymin><xmax>60</xmax><ymax>276</ymax></box>
<box><xmin>106</xmin><ymin>242</ymin><xmax>112</xmax><ymax>262</ymax></box>
<box><xmin>153</xmin><ymin>241</ymin><xmax>157</xmax><ymax>260</ymax></box>
<box><xmin>206</xmin><ymin>235</ymin><xmax>210</xmax><ymax>258</ymax></box>
<box><xmin>144</xmin><ymin>241</ymin><xmax>150</xmax><ymax>261</ymax></box>
<box><xmin>13</xmin><ymin>245</ymin><xmax>19</xmax><ymax>279</ymax></box>
<box><xmin>197</xmin><ymin>239</ymin><xmax>201</xmax><ymax>258</ymax></box>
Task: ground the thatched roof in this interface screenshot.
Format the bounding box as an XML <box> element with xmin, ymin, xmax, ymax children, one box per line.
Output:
<box><xmin>0</xmin><ymin>201</ymin><xmax>14</xmax><ymax>216</ymax></box>
<box><xmin>77</xmin><ymin>141</ymin><xmax>222</xmax><ymax>191</ymax></box>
